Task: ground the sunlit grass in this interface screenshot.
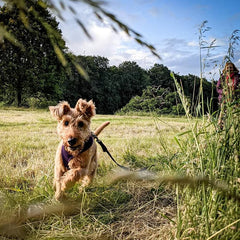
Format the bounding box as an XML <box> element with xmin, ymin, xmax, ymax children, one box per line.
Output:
<box><xmin>0</xmin><ymin>109</ymin><xmax>188</xmax><ymax>184</ymax></box>
<box><xmin>0</xmin><ymin>108</ymin><xmax>189</xmax><ymax>239</ymax></box>
<box><xmin>1</xmin><ymin>107</ymin><xmax>239</xmax><ymax>239</ymax></box>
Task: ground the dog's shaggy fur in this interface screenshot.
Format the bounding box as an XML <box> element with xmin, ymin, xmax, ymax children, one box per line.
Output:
<box><xmin>49</xmin><ymin>99</ymin><xmax>109</xmax><ymax>200</ymax></box>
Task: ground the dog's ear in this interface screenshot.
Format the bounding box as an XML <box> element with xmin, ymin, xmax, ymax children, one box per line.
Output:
<box><xmin>49</xmin><ymin>101</ymin><xmax>71</xmax><ymax>120</ymax></box>
<box><xmin>75</xmin><ymin>99</ymin><xmax>96</xmax><ymax>118</ymax></box>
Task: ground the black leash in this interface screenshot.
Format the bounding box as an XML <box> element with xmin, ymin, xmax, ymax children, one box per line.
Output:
<box><xmin>92</xmin><ymin>133</ymin><xmax>129</xmax><ymax>170</ymax></box>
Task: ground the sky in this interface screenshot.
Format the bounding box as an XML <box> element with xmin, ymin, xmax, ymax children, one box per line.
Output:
<box><xmin>41</xmin><ymin>0</ymin><xmax>240</xmax><ymax>80</ymax></box>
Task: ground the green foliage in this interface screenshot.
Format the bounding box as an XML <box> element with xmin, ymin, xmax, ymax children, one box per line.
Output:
<box><xmin>0</xmin><ymin>0</ymin><xmax>67</xmax><ymax>106</ymax></box>
<box><xmin>63</xmin><ymin>57</ymin><xmax>150</xmax><ymax>114</ymax></box>
<box><xmin>0</xmin><ymin>0</ymin><xmax>162</xmax><ymax>86</ymax></box>
<box><xmin>118</xmin><ymin>64</ymin><xmax>218</xmax><ymax>116</ymax></box>
<box><xmin>26</xmin><ymin>92</ymin><xmax>57</xmax><ymax>108</ymax></box>
<box><xmin>170</xmin><ymin>69</ymin><xmax>240</xmax><ymax>239</ymax></box>
<box><xmin>148</xmin><ymin>63</ymin><xmax>175</xmax><ymax>90</ymax></box>
<box><xmin>0</xmin><ymin>2</ymin><xmax>220</xmax><ymax>118</ymax></box>
<box><xmin>119</xmin><ymin>86</ymin><xmax>185</xmax><ymax>115</ymax></box>
<box><xmin>123</xmin><ymin>149</ymin><xmax>169</xmax><ymax>172</ymax></box>
<box><xmin>117</xmin><ymin>61</ymin><xmax>150</xmax><ymax>106</ymax></box>
<box><xmin>0</xmin><ymin>2</ymin><xmax>218</xmax><ymax>115</ymax></box>
<box><xmin>174</xmin><ymin>108</ymin><xmax>240</xmax><ymax>239</ymax></box>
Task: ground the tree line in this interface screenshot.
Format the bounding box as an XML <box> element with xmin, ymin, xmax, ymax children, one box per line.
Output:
<box><xmin>0</xmin><ymin>1</ymin><xmax>218</xmax><ymax>115</ymax></box>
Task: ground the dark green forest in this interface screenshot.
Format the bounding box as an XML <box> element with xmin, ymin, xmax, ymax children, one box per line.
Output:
<box><xmin>0</xmin><ymin>1</ymin><xmax>218</xmax><ymax>115</ymax></box>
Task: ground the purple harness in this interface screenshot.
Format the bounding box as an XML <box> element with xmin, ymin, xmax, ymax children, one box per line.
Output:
<box><xmin>61</xmin><ymin>136</ymin><xmax>94</xmax><ymax>170</ymax></box>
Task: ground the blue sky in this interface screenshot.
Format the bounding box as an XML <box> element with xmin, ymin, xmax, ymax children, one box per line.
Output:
<box><xmin>52</xmin><ymin>0</ymin><xmax>240</xmax><ymax>79</ymax></box>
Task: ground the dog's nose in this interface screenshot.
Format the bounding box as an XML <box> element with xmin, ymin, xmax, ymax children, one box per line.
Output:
<box><xmin>68</xmin><ymin>138</ymin><xmax>77</xmax><ymax>146</ymax></box>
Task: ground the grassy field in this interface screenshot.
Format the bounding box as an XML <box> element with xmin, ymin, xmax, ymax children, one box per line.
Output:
<box><xmin>0</xmin><ymin>108</ymin><xmax>239</xmax><ymax>239</ymax></box>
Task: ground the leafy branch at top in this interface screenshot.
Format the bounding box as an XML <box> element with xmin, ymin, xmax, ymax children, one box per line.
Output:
<box><xmin>53</xmin><ymin>0</ymin><xmax>161</xmax><ymax>59</ymax></box>
<box><xmin>1</xmin><ymin>0</ymin><xmax>161</xmax><ymax>76</ymax></box>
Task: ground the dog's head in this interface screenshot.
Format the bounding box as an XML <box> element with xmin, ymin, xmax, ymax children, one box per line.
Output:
<box><xmin>49</xmin><ymin>99</ymin><xmax>95</xmax><ymax>151</ymax></box>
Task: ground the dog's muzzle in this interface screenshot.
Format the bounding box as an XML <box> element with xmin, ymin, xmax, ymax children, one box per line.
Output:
<box><xmin>68</xmin><ymin>138</ymin><xmax>77</xmax><ymax>146</ymax></box>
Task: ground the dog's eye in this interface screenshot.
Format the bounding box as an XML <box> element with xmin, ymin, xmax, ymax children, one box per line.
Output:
<box><xmin>78</xmin><ymin>121</ymin><xmax>84</xmax><ymax>128</ymax></box>
<box><xmin>64</xmin><ymin>121</ymin><xmax>69</xmax><ymax>126</ymax></box>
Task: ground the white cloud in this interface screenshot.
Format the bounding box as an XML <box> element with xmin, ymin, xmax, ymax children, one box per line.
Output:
<box><xmin>70</xmin><ymin>23</ymin><xmax>124</xmax><ymax>56</ymax></box>
<box><xmin>56</xmin><ymin>4</ymin><xmax>206</xmax><ymax>76</ymax></box>
<box><xmin>188</xmin><ymin>41</ymin><xmax>198</xmax><ymax>47</ymax></box>
<box><xmin>60</xmin><ymin>17</ymin><xmax>160</xmax><ymax>68</ymax></box>
<box><xmin>109</xmin><ymin>47</ymin><xmax>160</xmax><ymax>68</ymax></box>
<box><xmin>57</xmin><ymin>12</ymin><xmax>228</xmax><ymax>80</ymax></box>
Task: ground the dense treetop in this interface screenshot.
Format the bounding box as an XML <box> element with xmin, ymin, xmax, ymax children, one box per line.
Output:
<box><xmin>0</xmin><ymin>1</ymin><xmax>218</xmax><ymax>115</ymax></box>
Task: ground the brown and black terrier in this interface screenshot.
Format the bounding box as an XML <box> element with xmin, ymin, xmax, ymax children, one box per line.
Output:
<box><xmin>49</xmin><ymin>99</ymin><xmax>109</xmax><ymax>200</ymax></box>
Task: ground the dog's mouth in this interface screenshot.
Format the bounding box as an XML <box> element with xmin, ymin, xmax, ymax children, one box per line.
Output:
<box><xmin>69</xmin><ymin>144</ymin><xmax>82</xmax><ymax>151</ymax></box>
<box><xmin>64</xmin><ymin>135</ymin><xmax>93</xmax><ymax>153</ymax></box>
<box><xmin>66</xmin><ymin>137</ymin><xmax>82</xmax><ymax>151</ymax></box>
<box><xmin>65</xmin><ymin>135</ymin><xmax>93</xmax><ymax>153</ymax></box>
<box><xmin>64</xmin><ymin>141</ymin><xmax>81</xmax><ymax>151</ymax></box>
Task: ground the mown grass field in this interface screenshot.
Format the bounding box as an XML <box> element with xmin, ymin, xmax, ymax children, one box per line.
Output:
<box><xmin>0</xmin><ymin>108</ymin><xmax>239</xmax><ymax>239</ymax></box>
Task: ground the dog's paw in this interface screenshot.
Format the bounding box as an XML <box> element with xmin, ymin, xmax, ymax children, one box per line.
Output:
<box><xmin>55</xmin><ymin>190</ymin><xmax>65</xmax><ymax>201</ymax></box>
<box><xmin>60</xmin><ymin>175</ymin><xmax>76</xmax><ymax>191</ymax></box>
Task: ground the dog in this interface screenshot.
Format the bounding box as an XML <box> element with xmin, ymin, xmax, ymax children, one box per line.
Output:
<box><xmin>49</xmin><ymin>99</ymin><xmax>109</xmax><ymax>200</ymax></box>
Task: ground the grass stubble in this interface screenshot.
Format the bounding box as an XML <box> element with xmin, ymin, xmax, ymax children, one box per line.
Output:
<box><xmin>0</xmin><ymin>106</ymin><xmax>239</xmax><ymax>239</ymax></box>
<box><xmin>0</xmin><ymin>109</ymin><xmax>183</xmax><ymax>239</ymax></box>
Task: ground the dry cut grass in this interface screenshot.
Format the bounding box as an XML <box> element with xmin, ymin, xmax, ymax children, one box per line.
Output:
<box><xmin>1</xmin><ymin>107</ymin><xmax>239</xmax><ymax>239</ymax></box>
<box><xmin>0</xmin><ymin>108</ymin><xmax>190</xmax><ymax>239</ymax></box>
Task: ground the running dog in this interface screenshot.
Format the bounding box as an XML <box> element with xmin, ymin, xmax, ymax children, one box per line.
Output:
<box><xmin>49</xmin><ymin>99</ymin><xmax>109</xmax><ymax>200</ymax></box>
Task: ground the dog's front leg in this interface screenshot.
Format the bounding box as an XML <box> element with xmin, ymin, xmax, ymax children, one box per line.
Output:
<box><xmin>54</xmin><ymin>174</ymin><xmax>65</xmax><ymax>200</ymax></box>
<box><xmin>54</xmin><ymin>165</ymin><xmax>66</xmax><ymax>200</ymax></box>
<box><xmin>54</xmin><ymin>142</ymin><xmax>66</xmax><ymax>200</ymax></box>
<box><xmin>79</xmin><ymin>155</ymin><xmax>97</xmax><ymax>192</ymax></box>
<box><xmin>60</xmin><ymin>168</ymin><xmax>87</xmax><ymax>191</ymax></box>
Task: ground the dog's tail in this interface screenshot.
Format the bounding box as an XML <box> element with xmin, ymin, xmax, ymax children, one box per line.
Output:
<box><xmin>94</xmin><ymin>121</ymin><xmax>110</xmax><ymax>136</ymax></box>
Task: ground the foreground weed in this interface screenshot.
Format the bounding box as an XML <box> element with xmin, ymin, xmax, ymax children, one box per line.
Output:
<box><xmin>171</xmin><ymin>72</ymin><xmax>240</xmax><ymax>240</ymax></box>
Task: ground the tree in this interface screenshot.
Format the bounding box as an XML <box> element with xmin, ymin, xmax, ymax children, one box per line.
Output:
<box><xmin>63</xmin><ymin>58</ymin><xmax>150</xmax><ymax>114</ymax></box>
<box><xmin>0</xmin><ymin>0</ymin><xmax>160</xmax><ymax>80</ymax></box>
<box><xmin>0</xmin><ymin>0</ymin><xmax>67</xmax><ymax>106</ymax></box>
<box><xmin>0</xmin><ymin>0</ymin><xmax>161</xmax><ymax>109</ymax></box>
<box><xmin>117</xmin><ymin>61</ymin><xmax>150</xmax><ymax>107</ymax></box>
<box><xmin>148</xmin><ymin>64</ymin><xmax>174</xmax><ymax>90</ymax></box>
<box><xmin>63</xmin><ymin>55</ymin><xmax>114</xmax><ymax>113</ymax></box>
<box><xmin>119</xmin><ymin>63</ymin><xmax>218</xmax><ymax>116</ymax></box>
<box><xmin>119</xmin><ymin>86</ymin><xmax>184</xmax><ymax>115</ymax></box>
